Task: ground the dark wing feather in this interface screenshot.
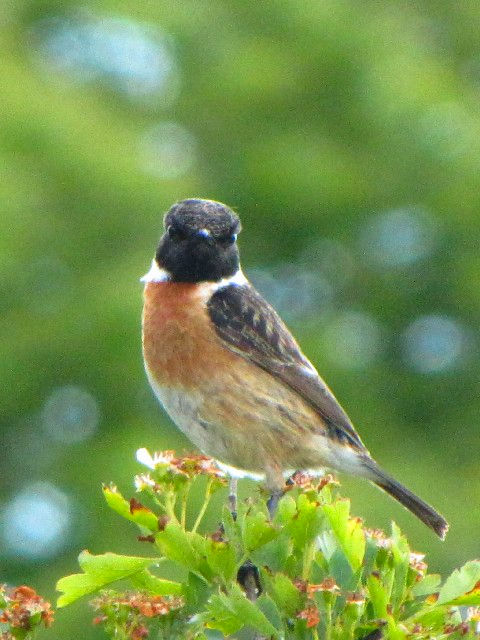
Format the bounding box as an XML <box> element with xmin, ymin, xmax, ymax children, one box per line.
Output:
<box><xmin>207</xmin><ymin>283</ymin><xmax>367</xmax><ymax>451</ymax></box>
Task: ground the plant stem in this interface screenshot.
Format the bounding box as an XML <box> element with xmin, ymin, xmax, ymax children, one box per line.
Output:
<box><xmin>180</xmin><ymin>484</ymin><xmax>190</xmax><ymax>529</ymax></box>
<box><xmin>191</xmin><ymin>478</ymin><xmax>213</xmax><ymax>533</ymax></box>
<box><xmin>164</xmin><ymin>491</ymin><xmax>177</xmax><ymax>521</ymax></box>
<box><xmin>302</xmin><ymin>539</ymin><xmax>316</xmax><ymax>580</ymax></box>
<box><xmin>325</xmin><ymin>600</ymin><xmax>332</xmax><ymax>640</ymax></box>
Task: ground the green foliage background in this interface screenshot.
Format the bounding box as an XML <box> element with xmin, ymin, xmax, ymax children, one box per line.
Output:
<box><xmin>1</xmin><ymin>1</ymin><xmax>479</xmax><ymax>637</ymax></box>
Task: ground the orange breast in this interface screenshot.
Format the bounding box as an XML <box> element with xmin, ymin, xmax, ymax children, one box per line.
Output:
<box><xmin>142</xmin><ymin>281</ymin><xmax>234</xmax><ymax>389</ymax></box>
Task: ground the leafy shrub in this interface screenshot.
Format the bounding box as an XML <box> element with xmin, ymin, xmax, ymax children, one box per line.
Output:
<box><xmin>50</xmin><ymin>449</ymin><xmax>480</xmax><ymax>639</ymax></box>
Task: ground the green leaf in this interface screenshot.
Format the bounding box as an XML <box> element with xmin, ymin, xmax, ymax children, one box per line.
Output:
<box><xmin>257</xmin><ymin>594</ymin><xmax>284</xmax><ymax>632</ymax></box>
<box><xmin>413</xmin><ymin>605</ymin><xmax>449</xmax><ymax>631</ymax></box>
<box><xmin>242</xmin><ymin>509</ymin><xmax>277</xmax><ymax>552</ymax></box>
<box><xmin>327</xmin><ymin>547</ymin><xmax>355</xmax><ymax>590</ymax></box>
<box><xmin>203</xmin><ymin>584</ymin><xmax>279</xmax><ymax>636</ymax></box>
<box><xmin>284</xmin><ymin>493</ymin><xmax>323</xmax><ymax>550</ymax></box>
<box><xmin>438</xmin><ymin>560</ymin><xmax>480</xmax><ymax>605</ymax></box>
<box><xmin>367</xmin><ymin>573</ymin><xmax>388</xmax><ymax>619</ymax></box>
<box><xmin>56</xmin><ymin>551</ymin><xmax>158</xmax><ymax>607</ymax></box>
<box><xmin>205</xmin><ymin>538</ymin><xmax>237</xmax><ymax>583</ymax></box>
<box><xmin>274</xmin><ymin>494</ymin><xmax>297</xmax><ymax>525</ymax></box>
<box><xmin>156</xmin><ymin>521</ymin><xmax>214</xmax><ymax>582</ymax></box>
<box><xmin>221</xmin><ymin>505</ymin><xmax>242</xmax><ymax>550</ymax></box>
<box><xmin>411</xmin><ymin>573</ymin><xmax>441</xmax><ymax>598</ymax></box>
<box><xmin>183</xmin><ymin>572</ymin><xmax>211</xmax><ymax>612</ymax></box>
<box><xmin>226</xmin><ymin>584</ymin><xmax>279</xmax><ymax>636</ymax></box>
<box><xmin>264</xmin><ymin>572</ymin><xmax>303</xmax><ymax>617</ymax></box>
<box><xmin>103</xmin><ymin>484</ymin><xmax>159</xmax><ymax>531</ymax></box>
<box><xmin>203</xmin><ymin>593</ymin><xmax>244</xmax><ymax>635</ymax></box>
<box><xmin>251</xmin><ymin>532</ymin><xmax>292</xmax><ymax>571</ymax></box>
<box><xmin>155</xmin><ymin>521</ymin><xmax>200</xmax><ymax>570</ymax></box>
<box><xmin>390</xmin><ymin>523</ymin><xmax>410</xmax><ymax>613</ymax></box>
<box><xmin>323</xmin><ymin>500</ymin><xmax>365</xmax><ymax>571</ymax></box>
<box><xmin>129</xmin><ymin>569</ymin><xmax>183</xmax><ymax>595</ymax></box>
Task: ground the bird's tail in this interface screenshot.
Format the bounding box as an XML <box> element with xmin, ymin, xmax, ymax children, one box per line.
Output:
<box><xmin>362</xmin><ymin>459</ymin><xmax>448</xmax><ymax>539</ymax></box>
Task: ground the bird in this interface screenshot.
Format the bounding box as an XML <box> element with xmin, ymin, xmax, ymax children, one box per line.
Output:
<box><xmin>141</xmin><ymin>198</ymin><xmax>448</xmax><ymax>539</ymax></box>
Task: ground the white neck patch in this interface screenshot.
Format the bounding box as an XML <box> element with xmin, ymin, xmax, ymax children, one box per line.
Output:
<box><xmin>140</xmin><ymin>260</ymin><xmax>171</xmax><ymax>283</ymax></box>
<box><xmin>215</xmin><ymin>268</ymin><xmax>248</xmax><ymax>289</ymax></box>
<box><xmin>140</xmin><ymin>259</ymin><xmax>248</xmax><ymax>288</ymax></box>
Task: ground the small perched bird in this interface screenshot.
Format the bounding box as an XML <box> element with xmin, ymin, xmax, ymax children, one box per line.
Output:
<box><xmin>141</xmin><ymin>198</ymin><xmax>448</xmax><ymax>539</ymax></box>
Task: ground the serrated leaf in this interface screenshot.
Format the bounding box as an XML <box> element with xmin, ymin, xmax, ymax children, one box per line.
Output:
<box><xmin>205</xmin><ymin>538</ymin><xmax>237</xmax><ymax>583</ymax></box>
<box><xmin>284</xmin><ymin>493</ymin><xmax>323</xmax><ymax>550</ymax></box>
<box><xmin>56</xmin><ymin>551</ymin><xmax>158</xmax><ymax>607</ymax></box>
<box><xmin>203</xmin><ymin>593</ymin><xmax>244</xmax><ymax>635</ymax></box>
<box><xmin>274</xmin><ymin>494</ymin><xmax>296</xmax><ymax>525</ymax></box>
<box><xmin>327</xmin><ymin>548</ymin><xmax>355</xmax><ymax>590</ymax></box>
<box><xmin>443</xmin><ymin>590</ymin><xmax>480</xmax><ymax>606</ymax></box>
<box><xmin>203</xmin><ymin>585</ymin><xmax>279</xmax><ymax>636</ymax></box>
<box><xmin>264</xmin><ymin>572</ymin><xmax>302</xmax><ymax>617</ymax></box>
<box><xmin>155</xmin><ymin>521</ymin><xmax>200</xmax><ymax>570</ymax></box>
<box><xmin>221</xmin><ymin>505</ymin><xmax>242</xmax><ymax>550</ymax></box>
<box><xmin>156</xmin><ymin>522</ymin><xmax>213</xmax><ymax>582</ymax></box>
<box><xmin>242</xmin><ymin>509</ymin><xmax>277</xmax><ymax>552</ymax></box>
<box><xmin>323</xmin><ymin>500</ymin><xmax>365</xmax><ymax>571</ymax></box>
<box><xmin>103</xmin><ymin>484</ymin><xmax>158</xmax><ymax>531</ymax></box>
<box><xmin>129</xmin><ymin>569</ymin><xmax>183</xmax><ymax>595</ymax></box>
<box><xmin>411</xmin><ymin>573</ymin><xmax>441</xmax><ymax>598</ymax></box>
<box><xmin>226</xmin><ymin>584</ymin><xmax>279</xmax><ymax>636</ymax></box>
<box><xmin>413</xmin><ymin>605</ymin><xmax>448</xmax><ymax>630</ymax></box>
<box><xmin>251</xmin><ymin>533</ymin><xmax>291</xmax><ymax>572</ymax></box>
<box><xmin>257</xmin><ymin>594</ymin><xmax>283</xmax><ymax>632</ymax></box>
<box><xmin>438</xmin><ymin>560</ymin><xmax>480</xmax><ymax>605</ymax></box>
<box><xmin>183</xmin><ymin>572</ymin><xmax>211</xmax><ymax>612</ymax></box>
<box><xmin>390</xmin><ymin>523</ymin><xmax>410</xmax><ymax>613</ymax></box>
<box><xmin>367</xmin><ymin>573</ymin><xmax>388</xmax><ymax>618</ymax></box>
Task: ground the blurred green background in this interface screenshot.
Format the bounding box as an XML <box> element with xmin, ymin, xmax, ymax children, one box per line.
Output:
<box><xmin>1</xmin><ymin>0</ymin><xmax>479</xmax><ymax>636</ymax></box>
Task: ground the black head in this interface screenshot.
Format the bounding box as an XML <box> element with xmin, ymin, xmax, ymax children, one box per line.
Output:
<box><xmin>155</xmin><ymin>199</ymin><xmax>242</xmax><ymax>282</ymax></box>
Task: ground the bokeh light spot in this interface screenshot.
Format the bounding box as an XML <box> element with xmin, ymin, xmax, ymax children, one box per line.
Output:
<box><xmin>360</xmin><ymin>206</ymin><xmax>437</xmax><ymax>268</ymax></box>
<box><xmin>249</xmin><ymin>265</ymin><xmax>333</xmax><ymax>322</ymax></box>
<box><xmin>41</xmin><ymin>385</ymin><xmax>100</xmax><ymax>444</ymax></box>
<box><xmin>299</xmin><ymin>237</ymin><xmax>355</xmax><ymax>290</ymax></box>
<box><xmin>138</xmin><ymin>121</ymin><xmax>196</xmax><ymax>179</ymax></box>
<box><xmin>323</xmin><ymin>310</ymin><xmax>383</xmax><ymax>370</ymax></box>
<box><xmin>402</xmin><ymin>314</ymin><xmax>468</xmax><ymax>374</ymax></box>
<box><xmin>33</xmin><ymin>11</ymin><xmax>178</xmax><ymax>102</ymax></box>
<box><xmin>419</xmin><ymin>101</ymin><xmax>474</xmax><ymax>158</ymax></box>
<box><xmin>0</xmin><ymin>482</ymin><xmax>71</xmax><ymax>560</ymax></box>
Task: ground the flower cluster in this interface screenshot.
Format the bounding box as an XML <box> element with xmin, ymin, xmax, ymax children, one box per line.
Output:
<box><xmin>135</xmin><ymin>449</ymin><xmax>227</xmax><ymax>493</ymax></box>
<box><xmin>136</xmin><ymin>449</ymin><xmax>225</xmax><ymax>479</ymax></box>
<box><xmin>286</xmin><ymin>470</ymin><xmax>338</xmax><ymax>493</ymax></box>
<box><xmin>0</xmin><ymin>585</ymin><xmax>54</xmax><ymax>635</ymax></box>
<box><xmin>91</xmin><ymin>591</ymin><xmax>184</xmax><ymax>640</ymax></box>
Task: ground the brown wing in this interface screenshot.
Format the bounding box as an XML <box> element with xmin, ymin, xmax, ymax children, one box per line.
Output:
<box><xmin>207</xmin><ymin>283</ymin><xmax>367</xmax><ymax>452</ymax></box>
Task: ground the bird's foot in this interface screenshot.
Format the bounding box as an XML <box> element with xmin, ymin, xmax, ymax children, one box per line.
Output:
<box><xmin>237</xmin><ymin>561</ymin><xmax>262</xmax><ymax>601</ymax></box>
<box><xmin>266</xmin><ymin>489</ymin><xmax>284</xmax><ymax>518</ymax></box>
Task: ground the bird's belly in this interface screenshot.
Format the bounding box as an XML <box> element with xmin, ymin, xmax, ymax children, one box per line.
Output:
<box><xmin>142</xmin><ymin>281</ymin><xmax>340</xmax><ymax>482</ymax></box>
<box><xmin>145</xmin><ymin>355</ymin><xmax>339</xmax><ymax>485</ymax></box>
<box><xmin>145</xmin><ymin>369</ymin><xmax>218</xmax><ymax>455</ymax></box>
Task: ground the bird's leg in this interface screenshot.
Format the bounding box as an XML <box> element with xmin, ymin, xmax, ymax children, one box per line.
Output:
<box><xmin>227</xmin><ymin>477</ymin><xmax>262</xmax><ymax>600</ymax></box>
<box><xmin>266</xmin><ymin>490</ymin><xmax>284</xmax><ymax>518</ymax></box>
<box><xmin>266</xmin><ymin>465</ymin><xmax>286</xmax><ymax>519</ymax></box>
<box><xmin>228</xmin><ymin>477</ymin><xmax>237</xmax><ymax>520</ymax></box>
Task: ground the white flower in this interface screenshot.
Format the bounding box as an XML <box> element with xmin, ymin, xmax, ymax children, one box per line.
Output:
<box><xmin>134</xmin><ymin>474</ymin><xmax>156</xmax><ymax>491</ymax></box>
<box><xmin>136</xmin><ymin>448</ymin><xmax>175</xmax><ymax>470</ymax></box>
<box><xmin>136</xmin><ymin>447</ymin><xmax>156</xmax><ymax>469</ymax></box>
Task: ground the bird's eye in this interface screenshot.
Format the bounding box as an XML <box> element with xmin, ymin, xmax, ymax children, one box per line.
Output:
<box><xmin>218</xmin><ymin>232</ymin><xmax>237</xmax><ymax>245</ymax></box>
<box><xmin>167</xmin><ymin>226</ymin><xmax>187</xmax><ymax>241</ymax></box>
